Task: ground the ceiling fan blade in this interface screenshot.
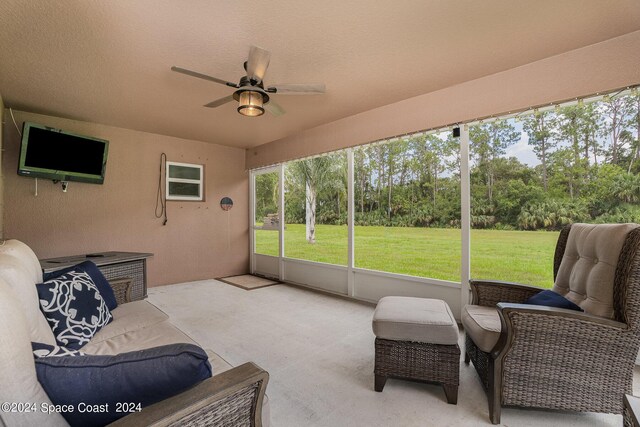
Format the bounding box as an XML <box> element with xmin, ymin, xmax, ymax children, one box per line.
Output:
<box><xmin>264</xmin><ymin>100</ymin><xmax>285</xmax><ymax>117</ymax></box>
<box><xmin>171</xmin><ymin>66</ymin><xmax>238</xmax><ymax>88</ymax></box>
<box><xmin>246</xmin><ymin>45</ymin><xmax>271</xmax><ymax>82</ymax></box>
<box><xmin>204</xmin><ymin>95</ymin><xmax>235</xmax><ymax>108</ymax></box>
<box><xmin>266</xmin><ymin>83</ymin><xmax>326</xmax><ymax>95</ymax></box>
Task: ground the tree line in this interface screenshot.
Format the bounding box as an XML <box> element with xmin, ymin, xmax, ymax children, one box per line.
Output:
<box><xmin>259</xmin><ymin>92</ymin><xmax>640</xmax><ymax>238</ymax></box>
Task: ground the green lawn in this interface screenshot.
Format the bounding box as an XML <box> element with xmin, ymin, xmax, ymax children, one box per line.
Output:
<box><xmin>255</xmin><ymin>225</ymin><xmax>558</xmax><ymax>288</ymax></box>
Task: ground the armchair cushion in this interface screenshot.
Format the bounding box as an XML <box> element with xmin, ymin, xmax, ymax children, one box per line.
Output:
<box><xmin>34</xmin><ymin>343</ymin><xmax>213</xmax><ymax>426</ymax></box>
<box><xmin>37</xmin><ymin>270</ymin><xmax>113</xmax><ymax>350</ymax></box>
<box><xmin>524</xmin><ymin>289</ymin><xmax>583</xmax><ymax>311</ymax></box>
<box><xmin>461</xmin><ymin>305</ymin><xmax>500</xmax><ymax>353</ymax></box>
<box><xmin>553</xmin><ymin>223</ymin><xmax>638</xmax><ymax>318</ymax></box>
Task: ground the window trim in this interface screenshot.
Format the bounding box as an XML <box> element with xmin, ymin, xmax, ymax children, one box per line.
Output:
<box><xmin>249</xmin><ymin>86</ymin><xmax>638</xmax><ymax>309</ymax></box>
<box><xmin>166</xmin><ymin>161</ymin><xmax>204</xmax><ymax>201</ymax></box>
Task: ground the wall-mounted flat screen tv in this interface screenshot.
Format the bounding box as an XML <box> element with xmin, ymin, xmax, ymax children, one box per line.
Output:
<box><xmin>17</xmin><ymin>122</ymin><xmax>109</xmax><ymax>184</ymax></box>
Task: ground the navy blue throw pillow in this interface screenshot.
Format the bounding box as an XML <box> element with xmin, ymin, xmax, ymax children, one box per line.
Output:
<box><xmin>524</xmin><ymin>289</ymin><xmax>583</xmax><ymax>311</ymax></box>
<box><xmin>34</xmin><ymin>344</ymin><xmax>212</xmax><ymax>426</ymax></box>
<box><xmin>37</xmin><ymin>270</ymin><xmax>113</xmax><ymax>350</ymax></box>
<box><xmin>44</xmin><ymin>261</ymin><xmax>118</xmax><ymax>310</ymax></box>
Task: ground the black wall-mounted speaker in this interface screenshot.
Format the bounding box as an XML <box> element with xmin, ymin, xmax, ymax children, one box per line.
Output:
<box><xmin>453</xmin><ymin>127</ymin><xmax>461</xmax><ymax>137</ymax></box>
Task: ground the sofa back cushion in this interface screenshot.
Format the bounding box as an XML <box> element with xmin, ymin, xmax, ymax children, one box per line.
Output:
<box><xmin>0</xmin><ymin>279</ymin><xmax>67</xmax><ymax>427</ymax></box>
<box><xmin>0</xmin><ymin>254</ymin><xmax>56</xmax><ymax>345</ymax></box>
<box><xmin>552</xmin><ymin>223</ymin><xmax>638</xmax><ymax>318</ymax></box>
<box><xmin>0</xmin><ymin>240</ymin><xmax>43</xmax><ymax>284</ymax></box>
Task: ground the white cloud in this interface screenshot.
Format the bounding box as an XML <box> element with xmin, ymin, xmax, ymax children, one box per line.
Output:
<box><xmin>505</xmin><ymin>131</ymin><xmax>540</xmax><ymax>167</ymax></box>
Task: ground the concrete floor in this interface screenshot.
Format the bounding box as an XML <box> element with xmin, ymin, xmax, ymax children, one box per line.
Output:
<box><xmin>148</xmin><ymin>280</ymin><xmax>640</xmax><ymax>427</ymax></box>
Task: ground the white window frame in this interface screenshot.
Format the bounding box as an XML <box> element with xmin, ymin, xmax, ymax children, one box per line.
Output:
<box><xmin>249</xmin><ymin>165</ymin><xmax>283</xmax><ymax>279</ymax></box>
<box><xmin>166</xmin><ymin>161</ymin><xmax>204</xmax><ymax>201</ymax></box>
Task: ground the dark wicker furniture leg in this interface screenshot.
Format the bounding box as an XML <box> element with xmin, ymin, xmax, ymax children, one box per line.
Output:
<box><xmin>374</xmin><ymin>338</ymin><xmax>460</xmax><ymax>404</ymax></box>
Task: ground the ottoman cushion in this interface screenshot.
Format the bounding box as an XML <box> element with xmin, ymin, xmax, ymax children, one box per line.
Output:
<box><xmin>372</xmin><ymin>297</ymin><xmax>459</xmax><ymax>345</ymax></box>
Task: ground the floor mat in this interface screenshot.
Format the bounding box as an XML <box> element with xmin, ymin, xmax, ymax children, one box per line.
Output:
<box><xmin>217</xmin><ymin>274</ymin><xmax>281</xmax><ymax>290</ymax></box>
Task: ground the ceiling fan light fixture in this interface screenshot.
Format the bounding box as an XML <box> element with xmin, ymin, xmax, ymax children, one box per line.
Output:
<box><xmin>172</xmin><ymin>45</ymin><xmax>326</xmax><ymax>117</ymax></box>
<box><xmin>237</xmin><ymin>91</ymin><xmax>265</xmax><ymax>117</ymax></box>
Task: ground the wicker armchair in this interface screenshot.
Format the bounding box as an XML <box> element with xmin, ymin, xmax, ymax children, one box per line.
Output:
<box><xmin>463</xmin><ymin>223</ymin><xmax>640</xmax><ymax>424</ymax></box>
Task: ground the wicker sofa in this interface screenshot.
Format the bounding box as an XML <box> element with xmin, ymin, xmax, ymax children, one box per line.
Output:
<box><xmin>0</xmin><ymin>239</ymin><xmax>269</xmax><ymax>427</ymax></box>
<box><xmin>462</xmin><ymin>223</ymin><xmax>640</xmax><ymax>424</ymax></box>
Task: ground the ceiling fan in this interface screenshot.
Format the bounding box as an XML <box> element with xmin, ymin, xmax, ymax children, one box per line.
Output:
<box><xmin>171</xmin><ymin>45</ymin><xmax>326</xmax><ymax>117</ymax></box>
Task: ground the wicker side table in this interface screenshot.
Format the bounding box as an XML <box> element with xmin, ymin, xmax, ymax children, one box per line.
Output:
<box><xmin>372</xmin><ymin>297</ymin><xmax>460</xmax><ymax>404</ymax></box>
<box><xmin>40</xmin><ymin>252</ymin><xmax>152</xmax><ymax>301</ymax></box>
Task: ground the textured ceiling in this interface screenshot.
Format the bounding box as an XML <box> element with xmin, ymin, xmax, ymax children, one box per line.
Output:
<box><xmin>1</xmin><ymin>1</ymin><xmax>639</xmax><ymax>149</ymax></box>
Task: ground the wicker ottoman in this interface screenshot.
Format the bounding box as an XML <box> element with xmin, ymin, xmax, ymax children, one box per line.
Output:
<box><xmin>372</xmin><ymin>296</ymin><xmax>460</xmax><ymax>404</ymax></box>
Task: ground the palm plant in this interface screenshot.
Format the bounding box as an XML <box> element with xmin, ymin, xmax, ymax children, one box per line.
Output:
<box><xmin>517</xmin><ymin>200</ymin><xmax>588</xmax><ymax>230</ymax></box>
<box><xmin>288</xmin><ymin>155</ymin><xmax>342</xmax><ymax>243</ymax></box>
<box><xmin>613</xmin><ymin>173</ymin><xmax>640</xmax><ymax>203</ymax></box>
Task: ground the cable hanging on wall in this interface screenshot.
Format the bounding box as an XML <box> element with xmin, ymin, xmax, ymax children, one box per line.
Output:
<box><xmin>155</xmin><ymin>153</ymin><xmax>168</xmax><ymax>225</ymax></box>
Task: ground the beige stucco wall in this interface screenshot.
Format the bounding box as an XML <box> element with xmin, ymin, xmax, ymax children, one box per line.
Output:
<box><xmin>3</xmin><ymin>110</ymin><xmax>249</xmax><ymax>286</ymax></box>
<box><xmin>246</xmin><ymin>30</ymin><xmax>640</xmax><ymax>169</ymax></box>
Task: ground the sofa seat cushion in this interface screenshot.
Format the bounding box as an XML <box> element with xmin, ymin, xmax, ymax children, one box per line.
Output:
<box><xmin>89</xmin><ymin>300</ymin><xmax>169</xmax><ymax>345</ymax></box>
<box><xmin>462</xmin><ymin>305</ymin><xmax>501</xmax><ymax>353</ymax></box>
<box><xmin>81</xmin><ymin>320</ymin><xmax>198</xmax><ymax>355</ymax></box>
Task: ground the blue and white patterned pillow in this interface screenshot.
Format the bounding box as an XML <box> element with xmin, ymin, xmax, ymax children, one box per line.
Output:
<box><xmin>37</xmin><ymin>270</ymin><xmax>113</xmax><ymax>350</ymax></box>
<box><xmin>44</xmin><ymin>261</ymin><xmax>118</xmax><ymax>310</ymax></box>
<box><xmin>32</xmin><ymin>342</ymin><xmax>85</xmax><ymax>358</ymax></box>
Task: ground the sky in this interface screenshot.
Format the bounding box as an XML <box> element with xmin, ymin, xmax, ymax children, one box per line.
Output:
<box><xmin>506</xmin><ymin>126</ymin><xmax>540</xmax><ymax>167</ymax></box>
